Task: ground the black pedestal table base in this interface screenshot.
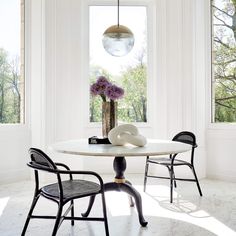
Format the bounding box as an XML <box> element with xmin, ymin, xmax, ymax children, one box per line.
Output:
<box><xmin>82</xmin><ymin>156</ymin><xmax>148</xmax><ymax>227</ymax></box>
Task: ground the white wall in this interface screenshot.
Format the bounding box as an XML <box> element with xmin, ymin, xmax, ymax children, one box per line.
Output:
<box><xmin>148</xmin><ymin>0</ymin><xmax>207</xmax><ymax>178</ymax></box>
<box><xmin>0</xmin><ymin>126</ymin><xmax>30</xmax><ymax>184</ymax></box>
<box><xmin>207</xmin><ymin>127</ymin><xmax>236</xmax><ymax>182</ymax></box>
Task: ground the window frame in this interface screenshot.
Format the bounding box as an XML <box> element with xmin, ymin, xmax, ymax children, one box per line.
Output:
<box><xmin>209</xmin><ymin>0</ymin><xmax>236</xmax><ymax>127</ymax></box>
<box><xmin>83</xmin><ymin>0</ymin><xmax>156</xmax><ymax>128</ymax></box>
<box><xmin>0</xmin><ymin>0</ymin><xmax>27</xmax><ymax>127</ymax></box>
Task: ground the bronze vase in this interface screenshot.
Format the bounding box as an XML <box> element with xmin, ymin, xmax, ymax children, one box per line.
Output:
<box><xmin>102</xmin><ymin>101</ymin><xmax>117</xmax><ymax>137</ymax></box>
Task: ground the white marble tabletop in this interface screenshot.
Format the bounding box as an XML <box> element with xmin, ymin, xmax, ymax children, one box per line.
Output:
<box><xmin>50</xmin><ymin>139</ymin><xmax>191</xmax><ymax>157</ymax></box>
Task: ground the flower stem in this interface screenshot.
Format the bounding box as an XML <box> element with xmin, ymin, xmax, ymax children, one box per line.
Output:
<box><xmin>101</xmin><ymin>94</ymin><xmax>106</xmax><ymax>102</ymax></box>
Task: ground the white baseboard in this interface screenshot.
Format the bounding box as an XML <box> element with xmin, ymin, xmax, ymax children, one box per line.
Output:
<box><xmin>207</xmin><ymin>174</ymin><xmax>236</xmax><ymax>183</ymax></box>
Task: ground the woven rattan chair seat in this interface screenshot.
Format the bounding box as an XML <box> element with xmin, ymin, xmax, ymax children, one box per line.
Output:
<box><xmin>42</xmin><ymin>180</ymin><xmax>101</xmax><ymax>199</ymax></box>
<box><xmin>148</xmin><ymin>157</ymin><xmax>189</xmax><ymax>166</ymax></box>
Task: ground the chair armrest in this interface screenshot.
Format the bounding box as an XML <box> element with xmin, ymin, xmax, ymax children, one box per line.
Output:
<box><xmin>57</xmin><ymin>169</ymin><xmax>104</xmax><ymax>187</ymax></box>
<box><xmin>27</xmin><ymin>162</ymin><xmax>104</xmax><ymax>188</ymax></box>
<box><xmin>55</xmin><ymin>163</ymin><xmax>72</xmax><ymax>180</ymax></box>
<box><xmin>55</xmin><ymin>162</ymin><xmax>70</xmax><ymax>170</ymax></box>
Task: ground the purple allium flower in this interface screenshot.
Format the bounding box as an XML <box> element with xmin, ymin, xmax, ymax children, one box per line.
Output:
<box><xmin>105</xmin><ymin>84</ymin><xmax>124</xmax><ymax>100</ymax></box>
<box><xmin>90</xmin><ymin>76</ymin><xmax>110</xmax><ymax>101</ymax></box>
<box><xmin>90</xmin><ymin>75</ymin><xmax>124</xmax><ymax>102</ymax></box>
<box><xmin>90</xmin><ymin>83</ymin><xmax>101</xmax><ymax>96</ymax></box>
<box><xmin>97</xmin><ymin>76</ymin><xmax>110</xmax><ymax>88</ymax></box>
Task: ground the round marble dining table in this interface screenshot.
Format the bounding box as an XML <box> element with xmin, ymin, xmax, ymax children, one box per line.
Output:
<box><xmin>51</xmin><ymin>139</ymin><xmax>191</xmax><ymax>157</ymax></box>
<box><xmin>51</xmin><ymin>139</ymin><xmax>191</xmax><ymax>227</ymax></box>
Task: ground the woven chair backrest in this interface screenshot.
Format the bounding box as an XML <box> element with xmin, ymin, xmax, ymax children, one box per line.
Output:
<box><xmin>29</xmin><ymin>148</ymin><xmax>57</xmax><ymax>170</ymax></box>
<box><xmin>172</xmin><ymin>131</ymin><xmax>196</xmax><ymax>147</ymax></box>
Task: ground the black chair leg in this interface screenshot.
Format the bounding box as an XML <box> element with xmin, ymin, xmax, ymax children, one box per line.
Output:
<box><xmin>143</xmin><ymin>156</ymin><xmax>149</xmax><ymax>192</ymax></box>
<box><xmin>101</xmin><ymin>193</ymin><xmax>109</xmax><ymax>236</ymax></box>
<box><xmin>168</xmin><ymin>167</ymin><xmax>174</xmax><ymax>203</ymax></box>
<box><xmin>172</xmin><ymin>169</ymin><xmax>177</xmax><ymax>188</ymax></box>
<box><xmin>21</xmin><ymin>194</ymin><xmax>40</xmax><ymax>236</ymax></box>
<box><xmin>191</xmin><ymin>166</ymin><xmax>203</xmax><ymax>196</ymax></box>
<box><xmin>52</xmin><ymin>204</ymin><xmax>63</xmax><ymax>236</ymax></box>
<box><xmin>71</xmin><ymin>200</ymin><xmax>74</xmax><ymax>226</ymax></box>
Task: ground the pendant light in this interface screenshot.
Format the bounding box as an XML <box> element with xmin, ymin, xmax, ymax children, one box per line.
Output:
<box><xmin>102</xmin><ymin>0</ymin><xmax>135</xmax><ymax>57</ymax></box>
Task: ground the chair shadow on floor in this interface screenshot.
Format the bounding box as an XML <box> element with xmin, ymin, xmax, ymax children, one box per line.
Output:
<box><xmin>143</xmin><ymin>184</ymin><xmax>208</xmax><ymax>218</ymax></box>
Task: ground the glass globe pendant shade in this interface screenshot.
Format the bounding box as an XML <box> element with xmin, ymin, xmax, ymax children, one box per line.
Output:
<box><xmin>102</xmin><ymin>25</ymin><xmax>135</xmax><ymax>57</ymax></box>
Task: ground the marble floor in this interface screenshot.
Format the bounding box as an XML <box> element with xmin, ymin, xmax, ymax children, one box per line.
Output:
<box><xmin>0</xmin><ymin>174</ymin><xmax>236</xmax><ymax>236</ymax></box>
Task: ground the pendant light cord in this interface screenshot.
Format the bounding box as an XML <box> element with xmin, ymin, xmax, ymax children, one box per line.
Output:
<box><xmin>117</xmin><ymin>0</ymin><xmax>120</xmax><ymax>27</ymax></box>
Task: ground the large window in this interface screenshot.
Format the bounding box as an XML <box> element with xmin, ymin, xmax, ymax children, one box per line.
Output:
<box><xmin>211</xmin><ymin>0</ymin><xmax>236</xmax><ymax>122</ymax></box>
<box><xmin>0</xmin><ymin>0</ymin><xmax>24</xmax><ymax>124</ymax></box>
<box><xmin>89</xmin><ymin>5</ymin><xmax>147</xmax><ymax>123</ymax></box>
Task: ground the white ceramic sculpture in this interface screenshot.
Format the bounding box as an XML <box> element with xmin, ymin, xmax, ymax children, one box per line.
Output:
<box><xmin>108</xmin><ymin>124</ymin><xmax>147</xmax><ymax>147</ymax></box>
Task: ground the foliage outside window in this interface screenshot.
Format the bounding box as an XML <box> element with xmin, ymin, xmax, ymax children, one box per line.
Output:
<box><xmin>89</xmin><ymin>5</ymin><xmax>147</xmax><ymax>123</ymax></box>
<box><xmin>212</xmin><ymin>0</ymin><xmax>236</xmax><ymax>122</ymax></box>
<box><xmin>0</xmin><ymin>0</ymin><xmax>24</xmax><ymax>124</ymax></box>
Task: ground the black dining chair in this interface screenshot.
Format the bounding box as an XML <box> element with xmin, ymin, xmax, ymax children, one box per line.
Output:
<box><xmin>143</xmin><ymin>131</ymin><xmax>202</xmax><ymax>203</ymax></box>
<box><xmin>21</xmin><ymin>148</ymin><xmax>109</xmax><ymax>236</ymax></box>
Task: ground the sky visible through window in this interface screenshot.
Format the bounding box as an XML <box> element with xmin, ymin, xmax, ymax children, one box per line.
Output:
<box><xmin>0</xmin><ymin>0</ymin><xmax>20</xmax><ymax>58</ymax></box>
